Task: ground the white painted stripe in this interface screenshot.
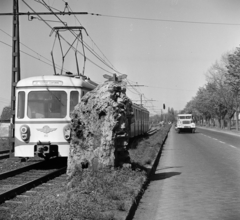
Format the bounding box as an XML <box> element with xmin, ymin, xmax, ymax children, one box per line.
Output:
<box><xmin>228</xmin><ymin>145</ymin><xmax>237</xmax><ymax>149</ymax></box>
<box><xmin>201</xmin><ymin>133</ymin><xmax>238</xmax><ymax>149</ymax></box>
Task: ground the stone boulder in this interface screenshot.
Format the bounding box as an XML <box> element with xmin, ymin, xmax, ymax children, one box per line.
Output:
<box><xmin>67</xmin><ymin>80</ymin><xmax>133</xmax><ymax>180</ymax></box>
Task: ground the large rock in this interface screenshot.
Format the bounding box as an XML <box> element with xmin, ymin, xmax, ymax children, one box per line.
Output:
<box><xmin>67</xmin><ymin>80</ymin><xmax>133</xmax><ymax>180</ymax></box>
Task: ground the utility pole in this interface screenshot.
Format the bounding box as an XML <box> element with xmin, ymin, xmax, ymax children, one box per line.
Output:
<box><xmin>9</xmin><ymin>0</ymin><xmax>21</xmax><ymax>156</ymax></box>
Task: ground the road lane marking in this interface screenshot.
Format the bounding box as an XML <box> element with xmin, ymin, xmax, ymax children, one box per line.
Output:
<box><xmin>200</xmin><ymin>133</ymin><xmax>238</xmax><ymax>149</ymax></box>
<box><xmin>228</xmin><ymin>145</ymin><xmax>237</xmax><ymax>149</ymax></box>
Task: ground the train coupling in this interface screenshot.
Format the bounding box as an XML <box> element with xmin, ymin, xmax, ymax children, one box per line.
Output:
<box><xmin>36</xmin><ymin>141</ymin><xmax>51</xmax><ymax>154</ymax></box>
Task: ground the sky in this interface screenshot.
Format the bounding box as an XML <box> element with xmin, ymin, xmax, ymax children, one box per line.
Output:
<box><xmin>1</xmin><ymin>0</ymin><xmax>240</xmax><ymax>116</ymax></box>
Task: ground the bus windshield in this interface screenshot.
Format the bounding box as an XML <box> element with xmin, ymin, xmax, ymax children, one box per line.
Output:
<box><xmin>179</xmin><ymin>116</ymin><xmax>192</xmax><ymax>119</ymax></box>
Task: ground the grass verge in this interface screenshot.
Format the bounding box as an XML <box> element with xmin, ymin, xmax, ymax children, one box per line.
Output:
<box><xmin>4</xmin><ymin>125</ymin><xmax>170</xmax><ymax>220</ymax></box>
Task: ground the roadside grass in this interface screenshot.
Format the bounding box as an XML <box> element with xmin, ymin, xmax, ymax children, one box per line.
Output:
<box><xmin>13</xmin><ymin>168</ymin><xmax>146</xmax><ymax>220</ymax></box>
<box><xmin>129</xmin><ymin>125</ymin><xmax>169</xmax><ymax>167</ymax></box>
<box><xmin>7</xmin><ymin>125</ymin><xmax>170</xmax><ymax>220</ymax></box>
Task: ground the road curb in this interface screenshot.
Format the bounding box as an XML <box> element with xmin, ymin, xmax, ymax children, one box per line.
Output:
<box><xmin>125</xmin><ymin>126</ymin><xmax>171</xmax><ymax>220</ymax></box>
<box><xmin>198</xmin><ymin>126</ymin><xmax>240</xmax><ymax>137</ymax></box>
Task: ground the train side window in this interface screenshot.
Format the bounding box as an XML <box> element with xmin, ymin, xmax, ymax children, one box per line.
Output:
<box><xmin>70</xmin><ymin>91</ymin><xmax>79</xmax><ymax>114</ymax></box>
<box><xmin>17</xmin><ymin>91</ymin><xmax>25</xmax><ymax>119</ymax></box>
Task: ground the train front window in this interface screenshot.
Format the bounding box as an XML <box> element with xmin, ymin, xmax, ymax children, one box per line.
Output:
<box><xmin>27</xmin><ymin>91</ymin><xmax>67</xmax><ymax>118</ymax></box>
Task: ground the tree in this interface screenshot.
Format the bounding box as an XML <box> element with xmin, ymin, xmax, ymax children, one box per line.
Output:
<box><xmin>0</xmin><ymin>106</ymin><xmax>11</xmax><ymax>121</ymax></box>
<box><xmin>206</xmin><ymin>57</ymin><xmax>235</xmax><ymax>129</ymax></box>
<box><xmin>225</xmin><ymin>46</ymin><xmax>240</xmax><ymax>130</ymax></box>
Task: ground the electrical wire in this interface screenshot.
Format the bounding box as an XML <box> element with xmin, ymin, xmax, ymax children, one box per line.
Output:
<box><xmin>40</xmin><ymin>0</ymin><xmax>121</xmax><ymax>74</ymax></box>
<box><xmin>0</xmin><ymin>28</ymin><xmax>66</xmax><ymax>71</ymax></box>
<box><xmin>22</xmin><ymin>0</ymin><xmax>117</xmax><ymax>75</ymax></box>
<box><xmin>60</xmin><ymin>0</ymin><xmax>117</xmax><ymax>71</ymax></box>
<box><xmin>96</xmin><ymin>14</ymin><xmax>240</xmax><ymax>26</ymax></box>
<box><xmin>0</xmin><ymin>40</ymin><xmax>64</xmax><ymax>71</ymax></box>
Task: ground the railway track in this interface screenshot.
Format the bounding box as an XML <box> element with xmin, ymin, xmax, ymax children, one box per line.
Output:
<box><xmin>147</xmin><ymin>128</ymin><xmax>160</xmax><ymax>135</ymax></box>
<box><xmin>0</xmin><ymin>158</ymin><xmax>66</xmax><ymax>205</ymax></box>
<box><xmin>0</xmin><ymin>150</ymin><xmax>10</xmax><ymax>160</ymax></box>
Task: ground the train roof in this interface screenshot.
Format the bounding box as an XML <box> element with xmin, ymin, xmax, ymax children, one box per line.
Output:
<box><xmin>16</xmin><ymin>75</ymin><xmax>97</xmax><ymax>90</ymax></box>
<box><xmin>132</xmin><ymin>103</ymin><xmax>149</xmax><ymax>113</ymax></box>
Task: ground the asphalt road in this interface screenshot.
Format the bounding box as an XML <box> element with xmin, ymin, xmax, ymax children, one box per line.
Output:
<box><xmin>132</xmin><ymin>126</ymin><xmax>240</xmax><ymax>220</ymax></box>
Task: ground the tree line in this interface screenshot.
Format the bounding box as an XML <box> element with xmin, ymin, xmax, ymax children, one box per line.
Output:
<box><xmin>183</xmin><ymin>45</ymin><xmax>240</xmax><ymax>130</ymax></box>
<box><xmin>149</xmin><ymin>107</ymin><xmax>176</xmax><ymax>125</ymax></box>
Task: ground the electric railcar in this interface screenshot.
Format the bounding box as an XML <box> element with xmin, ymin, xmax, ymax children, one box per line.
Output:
<box><xmin>15</xmin><ymin>75</ymin><xmax>97</xmax><ymax>159</ymax></box>
<box><xmin>14</xmin><ymin>74</ymin><xmax>149</xmax><ymax>159</ymax></box>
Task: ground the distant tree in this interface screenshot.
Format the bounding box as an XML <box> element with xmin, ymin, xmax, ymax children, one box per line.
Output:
<box><xmin>149</xmin><ymin>114</ymin><xmax>161</xmax><ymax>125</ymax></box>
<box><xmin>225</xmin><ymin>46</ymin><xmax>240</xmax><ymax>130</ymax></box>
<box><xmin>206</xmin><ymin>56</ymin><xmax>235</xmax><ymax>129</ymax></box>
<box><xmin>1</xmin><ymin>106</ymin><xmax>11</xmax><ymax>121</ymax></box>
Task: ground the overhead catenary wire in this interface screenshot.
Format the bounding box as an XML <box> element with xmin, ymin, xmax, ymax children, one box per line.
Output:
<box><xmin>23</xmin><ymin>0</ymin><xmax>144</xmax><ymax>96</ymax></box>
<box><xmin>0</xmin><ymin>40</ymin><xmax>64</xmax><ymax>71</ymax></box>
<box><xmin>60</xmin><ymin>0</ymin><xmax>117</xmax><ymax>72</ymax></box>
<box><xmin>94</xmin><ymin>14</ymin><xmax>240</xmax><ymax>26</ymax></box>
<box><xmin>0</xmin><ymin>28</ymin><xmax>66</xmax><ymax>71</ymax></box>
<box><xmin>38</xmin><ymin>0</ymin><xmax>122</xmax><ymax>75</ymax></box>
<box><xmin>22</xmin><ymin>0</ymin><xmax>118</xmax><ymax>75</ymax></box>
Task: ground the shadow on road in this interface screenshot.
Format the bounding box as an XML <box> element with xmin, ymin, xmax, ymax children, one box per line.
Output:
<box><xmin>151</xmin><ymin>171</ymin><xmax>181</xmax><ymax>181</ymax></box>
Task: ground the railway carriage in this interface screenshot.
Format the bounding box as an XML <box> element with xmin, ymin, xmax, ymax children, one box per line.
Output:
<box><xmin>130</xmin><ymin>103</ymin><xmax>149</xmax><ymax>137</ymax></box>
<box><xmin>14</xmin><ymin>74</ymin><xmax>150</xmax><ymax>159</ymax></box>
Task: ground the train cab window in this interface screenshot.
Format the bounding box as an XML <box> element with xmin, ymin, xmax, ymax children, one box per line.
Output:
<box><xmin>70</xmin><ymin>91</ymin><xmax>79</xmax><ymax>114</ymax></box>
<box><xmin>27</xmin><ymin>91</ymin><xmax>67</xmax><ymax>119</ymax></box>
<box><xmin>17</xmin><ymin>91</ymin><xmax>25</xmax><ymax>119</ymax></box>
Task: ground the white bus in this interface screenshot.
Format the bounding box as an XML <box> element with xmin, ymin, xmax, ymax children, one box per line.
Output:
<box><xmin>175</xmin><ymin>114</ymin><xmax>196</xmax><ymax>133</ymax></box>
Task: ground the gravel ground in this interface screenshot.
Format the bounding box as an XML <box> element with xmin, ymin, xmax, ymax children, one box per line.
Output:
<box><xmin>0</xmin><ymin>174</ymin><xmax>68</xmax><ymax>219</ymax></box>
<box><xmin>0</xmin><ymin>138</ymin><xmax>44</xmax><ymax>174</ymax></box>
<box><xmin>0</xmin><ymin>155</ymin><xmax>67</xmax><ymax>219</ymax></box>
<box><xmin>0</xmin><ymin>157</ymin><xmax>44</xmax><ymax>174</ymax></box>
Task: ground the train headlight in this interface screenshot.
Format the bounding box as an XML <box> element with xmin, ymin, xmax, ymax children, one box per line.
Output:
<box><xmin>20</xmin><ymin>126</ymin><xmax>28</xmax><ymax>134</ymax></box>
<box><xmin>63</xmin><ymin>125</ymin><xmax>71</xmax><ymax>141</ymax></box>
<box><xmin>20</xmin><ymin>125</ymin><xmax>30</xmax><ymax>142</ymax></box>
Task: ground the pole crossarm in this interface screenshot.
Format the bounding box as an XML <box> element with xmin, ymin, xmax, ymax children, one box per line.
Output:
<box><xmin>0</xmin><ymin>12</ymin><xmax>89</xmax><ymax>16</ymax></box>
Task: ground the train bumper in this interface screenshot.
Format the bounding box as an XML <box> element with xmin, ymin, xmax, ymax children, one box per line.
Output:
<box><xmin>15</xmin><ymin>144</ymin><xmax>70</xmax><ymax>157</ymax></box>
